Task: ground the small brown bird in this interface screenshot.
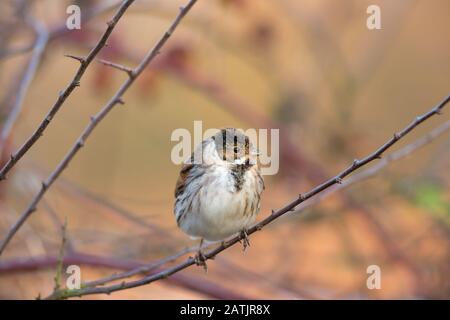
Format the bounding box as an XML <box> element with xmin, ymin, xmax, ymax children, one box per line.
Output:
<box><xmin>174</xmin><ymin>128</ymin><xmax>264</xmax><ymax>265</ymax></box>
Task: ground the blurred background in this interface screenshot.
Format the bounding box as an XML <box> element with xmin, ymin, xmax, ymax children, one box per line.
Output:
<box><xmin>0</xmin><ymin>0</ymin><xmax>449</xmax><ymax>299</ymax></box>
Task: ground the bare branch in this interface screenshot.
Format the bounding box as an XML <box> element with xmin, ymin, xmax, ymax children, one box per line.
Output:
<box><xmin>0</xmin><ymin>0</ymin><xmax>126</xmax><ymax>61</ymax></box>
<box><xmin>53</xmin><ymin>218</ymin><xmax>68</xmax><ymax>292</ymax></box>
<box><xmin>291</xmin><ymin>119</ymin><xmax>450</xmax><ymax>213</ymax></box>
<box><xmin>43</xmin><ymin>93</ymin><xmax>450</xmax><ymax>299</ymax></box>
<box><xmin>0</xmin><ymin>15</ymin><xmax>49</xmax><ymax>149</ymax></box>
<box><xmin>98</xmin><ymin>59</ymin><xmax>134</xmax><ymax>77</ymax></box>
<box><xmin>0</xmin><ymin>250</ymin><xmax>249</xmax><ymax>300</ymax></box>
<box><xmin>81</xmin><ymin>244</ymin><xmax>205</xmax><ymax>288</ymax></box>
<box><xmin>56</xmin><ymin>178</ymin><xmax>173</xmax><ymax>239</ymax></box>
<box><xmin>64</xmin><ymin>54</ymin><xmax>86</xmax><ymax>64</ymax></box>
<box><xmin>0</xmin><ymin>0</ymin><xmax>199</xmax><ymax>255</ymax></box>
<box><xmin>0</xmin><ymin>0</ymin><xmax>137</xmax><ymax>181</ymax></box>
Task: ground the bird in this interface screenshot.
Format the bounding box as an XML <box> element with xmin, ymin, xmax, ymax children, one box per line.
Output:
<box><xmin>174</xmin><ymin>128</ymin><xmax>264</xmax><ymax>268</ymax></box>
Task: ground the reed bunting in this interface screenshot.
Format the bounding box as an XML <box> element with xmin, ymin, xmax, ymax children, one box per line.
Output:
<box><xmin>174</xmin><ymin>128</ymin><xmax>264</xmax><ymax>265</ymax></box>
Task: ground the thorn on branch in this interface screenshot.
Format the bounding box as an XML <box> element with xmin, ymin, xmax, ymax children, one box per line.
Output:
<box><xmin>65</xmin><ymin>54</ymin><xmax>86</xmax><ymax>64</ymax></box>
<box><xmin>77</xmin><ymin>139</ymin><xmax>84</xmax><ymax>148</ymax></box>
<box><xmin>353</xmin><ymin>159</ymin><xmax>360</xmax><ymax>167</ymax></box>
<box><xmin>299</xmin><ymin>194</ymin><xmax>305</xmax><ymax>201</ymax></box>
<box><xmin>393</xmin><ymin>133</ymin><xmax>401</xmax><ymax>140</ymax></box>
<box><xmin>98</xmin><ymin>59</ymin><xmax>133</xmax><ymax>77</ymax></box>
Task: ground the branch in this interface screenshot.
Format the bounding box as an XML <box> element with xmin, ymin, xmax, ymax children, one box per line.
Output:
<box><xmin>80</xmin><ymin>244</ymin><xmax>206</xmax><ymax>288</ymax></box>
<box><xmin>0</xmin><ymin>15</ymin><xmax>49</xmax><ymax>149</ymax></box>
<box><xmin>0</xmin><ymin>0</ymin><xmax>199</xmax><ymax>256</ymax></box>
<box><xmin>97</xmin><ymin>59</ymin><xmax>134</xmax><ymax>77</ymax></box>
<box><xmin>43</xmin><ymin>93</ymin><xmax>450</xmax><ymax>299</ymax></box>
<box><xmin>291</xmin><ymin>118</ymin><xmax>450</xmax><ymax>213</ymax></box>
<box><xmin>56</xmin><ymin>177</ymin><xmax>173</xmax><ymax>239</ymax></box>
<box><xmin>0</xmin><ymin>250</ymin><xmax>249</xmax><ymax>300</ymax></box>
<box><xmin>53</xmin><ymin>218</ymin><xmax>68</xmax><ymax>292</ymax></box>
<box><xmin>0</xmin><ymin>0</ymin><xmax>136</xmax><ymax>181</ymax></box>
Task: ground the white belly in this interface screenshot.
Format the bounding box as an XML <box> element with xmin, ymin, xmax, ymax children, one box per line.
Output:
<box><xmin>176</xmin><ymin>165</ymin><xmax>261</xmax><ymax>241</ymax></box>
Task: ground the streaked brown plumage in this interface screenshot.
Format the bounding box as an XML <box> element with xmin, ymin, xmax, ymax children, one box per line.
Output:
<box><xmin>174</xmin><ymin>128</ymin><xmax>264</xmax><ymax>245</ymax></box>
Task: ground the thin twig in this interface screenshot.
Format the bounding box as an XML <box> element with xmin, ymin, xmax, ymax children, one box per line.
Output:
<box><xmin>98</xmin><ymin>59</ymin><xmax>134</xmax><ymax>77</ymax></box>
<box><xmin>0</xmin><ymin>0</ymin><xmax>136</xmax><ymax>181</ymax></box>
<box><xmin>41</xmin><ymin>199</ymin><xmax>75</xmax><ymax>253</ymax></box>
<box><xmin>0</xmin><ymin>0</ymin><xmax>199</xmax><ymax>256</ymax></box>
<box><xmin>43</xmin><ymin>93</ymin><xmax>450</xmax><ymax>299</ymax></box>
<box><xmin>53</xmin><ymin>218</ymin><xmax>68</xmax><ymax>292</ymax></box>
<box><xmin>57</xmin><ymin>177</ymin><xmax>173</xmax><ymax>239</ymax></box>
<box><xmin>291</xmin><ymin>119</ymin><xmax>450</xmax><ymax>213</ymax></box>
<box><xmin>0</xmin><ymin>0</ymin><xmax>126</xmax><ymax>60</ymax></box>
<box><xmin>82</xmin><ymin>244</ymin><xmax>205</xmax><ymax>288</ymax></box>
<box><xmin>0</xmin><ymin>251</ymin><xmax>249</xmax><ymax>300</ymax></box>
<box><xmin>0</xmin><ymin>15</ymin><xmax>49</xmax><ymax>149</ymax></box>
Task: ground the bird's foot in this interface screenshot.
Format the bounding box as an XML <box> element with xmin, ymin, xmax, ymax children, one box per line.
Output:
<box><xmin>239</xmin><ymin>229</ymin><xmax>250</xmax><ymax>251</ymax></box>
<box><xmin>194</xmin><ymin>250</ymin><xmax>208</xmax><ymax>272</ymax></box>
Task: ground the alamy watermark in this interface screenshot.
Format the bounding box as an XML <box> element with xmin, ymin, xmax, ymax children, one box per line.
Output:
<box><xmin>66</xmin><ymin>265</ymin><xmax>81</xmax><ymax>290</ymax></box>
<box><xmin>66</xmin><ymin>5</ymin><xmax>81</xmax><ymax>30</ymax></box>
<box><xmin>65</xmin><ymin>4</ymin><xmax>381</xmax><ymax>31</ymax></box>
<box><xmin>366</xmin><ymin>264</ymin><xmax>381</xmax><ymax>290</ymax></box>
<box><xmin>171</xmin><ymin>121</ymin><xmax>279</xmax><ymax>175</ymax></box>
<box><xmin>367</xmin><ymin>5</ymin><xmax>381</xmax><ymax>30</ymax></box>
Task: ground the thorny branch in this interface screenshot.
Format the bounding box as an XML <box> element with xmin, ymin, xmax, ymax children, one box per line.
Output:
<box><xmin>0</xmin><ymin>0</ymin><xmax>136</xmax><ymax>181</ymax></box>
<box><xmin>0</xmin><ymin>250</ymin><xmax>249</xmax><ymax>300</ymax></box>
<box><xmin>291</xmin><ymin>119</ymin><xmax>450</xmax><ymax>214</ymax></box>
<box><xmin>42</xmin><ymin>93</ymin><xmax>450</xmax><ymax>299</ymax></box>
<box><xmin>0</xmin><ymin>0</ymin><xmax>199</xmax><ymax>256</ymax></box>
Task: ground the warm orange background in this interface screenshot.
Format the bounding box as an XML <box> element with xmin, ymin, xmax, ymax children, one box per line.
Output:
<box><xmin>0</xmin><ymin>0</ymin><xmax>449</xmax><ymax>299</ymax></box>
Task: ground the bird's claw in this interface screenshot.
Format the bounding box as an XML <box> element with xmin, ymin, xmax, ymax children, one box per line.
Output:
<box><xmin>240</xmin><ymin>229</ymin><xmax>250</xmax><ymax>251</ymax></box>
<box><xmin>194</xmin><ymin>250</ymin><xmax>208</xmax><ymax>272</ymax></box>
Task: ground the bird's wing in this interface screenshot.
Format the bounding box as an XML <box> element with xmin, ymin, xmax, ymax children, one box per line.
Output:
<box><xmin>174</xmin><ymin>163</ymin><xmax>194</xmax><ymax>198</ymax></box>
